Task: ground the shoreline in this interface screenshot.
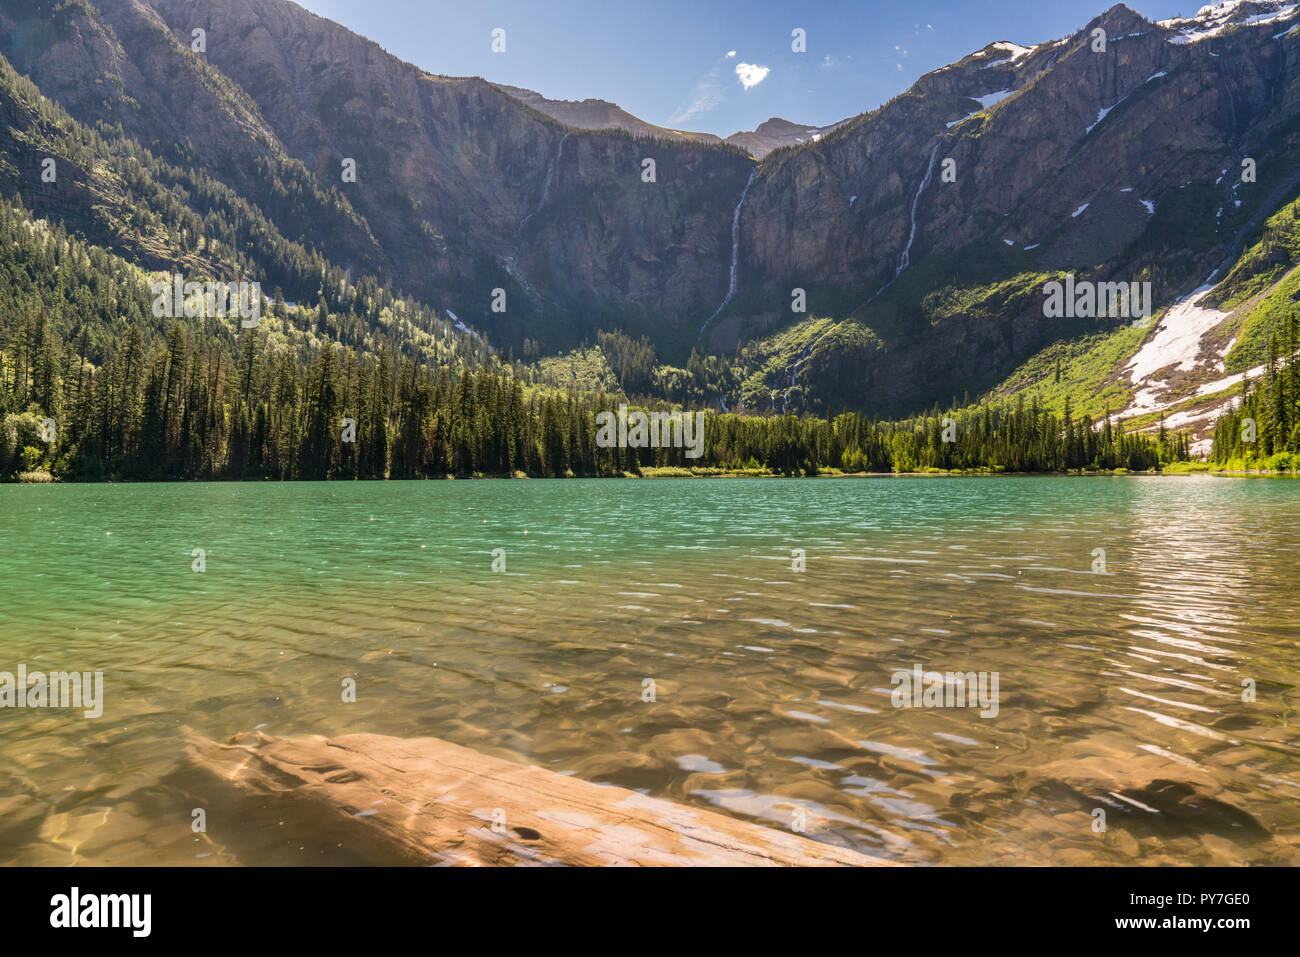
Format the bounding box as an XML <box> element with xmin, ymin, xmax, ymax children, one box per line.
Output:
<box><xmin>8</xmin><ymin>467</ymin><xmax>1300</xmax><ymax>484</ymax></box>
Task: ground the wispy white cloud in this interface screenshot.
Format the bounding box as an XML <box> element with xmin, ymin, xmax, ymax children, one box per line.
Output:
<box><xmin>735</xmin><ymin>62</ymin><xmax>770</xmax><ymax>89</ymax></box>
<box><xmin>666</xmin><ymin>53</ymin><xmax>769</xmax><ymax>127</ymax></box>
<box><xmin>667</xmin><ymin>60</ymin><xmax>728</xmax><ymax>125</ymax></box>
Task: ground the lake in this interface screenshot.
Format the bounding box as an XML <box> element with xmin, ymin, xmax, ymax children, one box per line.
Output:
<box><xmin>1</xmin><ymin>476</ymin><xmax>1297</xmax><ymax>865</ymax></box>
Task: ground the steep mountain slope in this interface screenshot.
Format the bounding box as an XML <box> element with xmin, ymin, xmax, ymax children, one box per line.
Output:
<box><xmin>139</xmin><ymin>0</ymin><xmax>755</xmax><ymax>353</ymax></box>
<box><xmin>0</xmin><ymin>0</ymin><xmax>754</xmax><ymax>354</ymax></box>
<box><xmin>713</xmin><ymin>1</ymin><xmax>1300</xmax><ymax>420</ymax></box>
<box><xmin>0</xmin><ymin>40</ymin><xmax>485</xmax><ymax>384</ymax></box>
<box><xmin>0</xmin><ymin>0</ymin><xmax>389</xmax><ymax>278</ymax></box>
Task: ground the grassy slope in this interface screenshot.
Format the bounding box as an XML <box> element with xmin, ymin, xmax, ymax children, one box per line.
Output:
<box><xmin>988</xmin><ymin>174</ymin><xmax>1300</xmax><ymax>419</ymax></box>
<box><xmin>988</xmin><ymin>323</ymin><xmax>1149</xmax><ymax>418</ymax></box>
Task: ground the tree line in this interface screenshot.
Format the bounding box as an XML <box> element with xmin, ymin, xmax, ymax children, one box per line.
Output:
<box><xmin>1210</xmin><ymin>315</ymin><xmax>1300</xmax><ymax>469</ymax></box>
<box><xmin>2</xmin><ymin>313</ymin><xmax>1189</xmax><ymax>479</ymax></box>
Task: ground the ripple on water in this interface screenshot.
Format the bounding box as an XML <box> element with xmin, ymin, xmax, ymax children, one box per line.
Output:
<box><xmin>1</xmin><ymin>477</ymin><xmax>1298</xmax><ymax>865</ymax></box>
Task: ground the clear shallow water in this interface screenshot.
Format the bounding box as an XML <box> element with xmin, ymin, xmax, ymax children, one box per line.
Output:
<box><xmin>1</xmin><ymin>476</ymin><xmax>1297</xmax><ymax>865</ymax></box>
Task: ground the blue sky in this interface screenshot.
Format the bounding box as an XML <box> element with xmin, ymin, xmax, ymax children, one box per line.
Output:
<box><xmin>296</xmin><ymin>1</ymin><xmax>1191</xmax><ymax>135</ymax></box>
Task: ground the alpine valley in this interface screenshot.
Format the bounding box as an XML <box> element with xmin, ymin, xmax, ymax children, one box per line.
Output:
<box><xmin>3</xmin><ymin>0</ymin><xmax>1300</xmax><ymax>477</ymax></box>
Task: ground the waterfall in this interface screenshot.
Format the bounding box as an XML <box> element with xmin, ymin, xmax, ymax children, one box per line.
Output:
<box><xmin>509</xmin><ymin>133</ymin><xmax>568</xmax><ymax>289</ymax></box>
<box><xmin>697</xmin><ymin>167</ymin><xmax>758</xmax><ymax>346</ymax></box>
<box><xmin>781</xmin><ymin>341</ymin><xmax>816</xmax><ymax>414</ymax></box>
<box><xmin>539</xmin><ymin>134</ymin><xmax>566</xmax><ymax>206</ymax></box>
<box><xmin>895</xmin><ymin>144</ymin><xmax>940</xmax><ymax>278</ymax></box>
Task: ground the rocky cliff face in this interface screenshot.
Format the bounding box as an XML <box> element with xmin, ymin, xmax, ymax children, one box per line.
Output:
<box><xmin>0</xmin><ymin>0</ymin><xmax>389</xmax><ymax>277</ymax></box>
<box><xmin>732</xmin><ymin>3</ymin><xmax>1298</xmax><ymax>336</ymax></box>
<box><xmin>711</xmin><ymin>1</ymin><xmax>1300</xmax><ymax>410</ymax></box>
<box><xmin>139</xmin><ymin>0</ymin><xmax>754</xmax><ymax>350</ymax></box>
<box><xmin>2</xmin><ymin>0</ymin><xmax>1300</xmax><ymax>414</ymax></box>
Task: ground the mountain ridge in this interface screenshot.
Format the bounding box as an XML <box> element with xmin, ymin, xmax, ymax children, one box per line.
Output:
<box><xmin>490</xmin><ymin>82</ymin><xmax>852</xmax><ymax>159</ymax></box>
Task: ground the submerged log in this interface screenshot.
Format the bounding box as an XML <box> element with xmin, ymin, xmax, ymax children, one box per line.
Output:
<box><xmin>188</xmin><ymin>731</ymin><xmax>892</xmax><ymax>866</ymax></box>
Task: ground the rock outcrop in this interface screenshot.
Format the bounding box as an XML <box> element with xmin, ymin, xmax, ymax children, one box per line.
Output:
<box><xmin>189</xmin><ymin>730</ymin><xmax>893</xmax><ymax>866</ymax></box>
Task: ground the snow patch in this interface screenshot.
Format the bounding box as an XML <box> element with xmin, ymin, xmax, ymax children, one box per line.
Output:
<box><xmin>1072</xmin><ymin>202</ymin><xmax>1090</xmax><ymax>218</ymax></box>
<box><xmin>973</xmin><ymin>89</ymin><xmax>1014</xmax><ymax>110</ymax></box>
<box><xmin>992</xmin><ymin>41</ymin><xmax>1037</xmax><ymax>60</ymax></box>
<box><xmin>1243</xmin><ymin>4</ymin><xmax>1298</xmax><ymax>26</ymax></box>
<box><xmin>1122</xmin><ymin>284</ymin><xmax>1233</xmax><ymax>417</ymax></box>
<box><xmin>445</xmin><ymin>309</ymin><xmax>475</xmax><ymax>338</ymax></box>
<box><xmin>1086</xmin><ymin>97</ymin><xmax>1128</xmax><ymax>135</ymax></box>
<box><xmin>1140</xmin><ymin>199</ymin><xmax>1156</xmax><ymax>214</ymax></box>
<box><xmin>977</xmin><ymin>43</ymin><xmax>1035</xmax><ymax>68</ymax></box>
<box><xmin>1086</xmin><ymin>107</ymin><xmax>1112</xmax><ymax>135</ymax></box>
<box><xmin>1162</xmin><ymin>1</ymin><xmax>1297</xmax><ymax>44</ymax></box>
<box><xmin>1193</xmin><ymin>362</ymin><xmax>1268</xmax><ymax>400</ymax></box>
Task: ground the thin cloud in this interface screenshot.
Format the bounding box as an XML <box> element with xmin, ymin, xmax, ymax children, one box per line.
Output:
<box><xmin>666</xmin><ymin>54</ymin><xmax>769</xmax><ymax>127</ymax></box>
<box><xmin>667</xmin><ymin>60</ymin><xmax>728</xmax><ymax>125</ymax></box>
<box><xmin>735</xmin><ymin>62</ymin><xmax>770</xmax><ymax>89</ymax></box>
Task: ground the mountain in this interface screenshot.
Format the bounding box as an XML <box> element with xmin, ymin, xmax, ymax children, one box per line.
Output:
<box><xmin>491</xmin><ymin>83</ymin><xmax>723</xmax><ymax>145</ymax></box>
<box><xmin>2</xmin><ymin>0</ymin><xmax>1300</xmax><ymax>455</ymax></box>
<box><xmin>492</xmin><ymin>85</ymin><xmax>848</xmax><ymax>159</ymax></box>
<box><xmin>724</xmin><ymin>117</ymin><xmax>850</xmax><ymax>158</ymax></box>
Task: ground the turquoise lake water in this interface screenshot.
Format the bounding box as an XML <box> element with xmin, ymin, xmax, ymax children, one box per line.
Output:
<box><xmin>1</xmin><ymin>476</ymin><xmax>1297</xmax><ymax>864</ymax></box>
